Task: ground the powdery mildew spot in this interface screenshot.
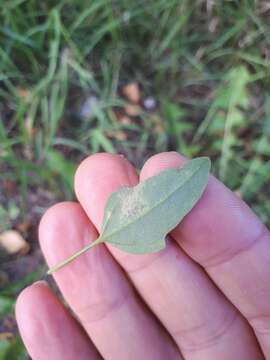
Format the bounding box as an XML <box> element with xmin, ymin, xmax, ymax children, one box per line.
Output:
<box><xmin>182</xmin><ymin>169</ymin><xmax>192</xmax><ymax>178</ymax></box>
<box><xmin>119</xmin><ymin>186</ymin><xmax>148</xmax><ymax>222</ymax></box>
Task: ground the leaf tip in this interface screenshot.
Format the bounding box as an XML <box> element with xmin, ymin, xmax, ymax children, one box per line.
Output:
<box><xmin>196</xmin><ymin>156</ymin><xmax>211</xmax><ymax>172</ymax></box>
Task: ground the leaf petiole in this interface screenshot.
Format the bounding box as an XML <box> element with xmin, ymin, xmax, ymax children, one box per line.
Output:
<box><xmin>47</xmin><ymin>237</ymin><xmax>104</xmax><ymax>274</ymax></box>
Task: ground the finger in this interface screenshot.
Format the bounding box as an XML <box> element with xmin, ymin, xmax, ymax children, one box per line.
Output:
<box><xmin>40</xmin><ymin>202</ymin><xmax>180</xmax><ymax>360</ymax></box>
<box><xmin>16</xmin><ymin>281</ymin><xmax>100</xmax><ymax>360</ymax></box>
<box><xmin>141</xmin><ymin>151</ymin><xmax>270</xmax><ymax>358</ymax></box>
<box><xmin>74</xmin><ymin>153</ymin><xmax>262</xmax><ymax>359</ymax></box>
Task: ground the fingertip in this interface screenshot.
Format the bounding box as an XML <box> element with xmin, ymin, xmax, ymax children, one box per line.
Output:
<box><xmin>38</xmin><ymin>201</ymin><xmax>99</xmax><ymax>274</ymax></box>
<box><xmin>39</xmin><ymin>201</ymin><xmax>86</xmax><ymax>234</ymax></box>
<box><xmin>15</xmin><ymin>284</ymin><xmax>34</xmax><ymax>320</ymax></box>
<box><xmin>140</xmin><ymin>151</ymin><xmax>187</xmax><ymax>180</ymax></box>
<box><xmin>74</xmin><ymin>152</ymin><xmax>138</xmax><ymax>229</ymax></box>
<box><xmin>16</xmin><ymin>280</ymin><xmax>99</xmax><ymax>360</ymax></box>
<box><xmin>16</xmin><ymin>281</ymin><xmax>52</xmax><ymax>348</ymax></box>
<box><xmin>74</xmin><ymin>152</ymin><xmax>137</xmax><ymax>189</ymax></box>
<box><xmin>16</xmin><ymin>281</ymin><xmax>48</xmax><ymax>315</ymax></box>
<box><xmin>39</xmin><ymin>202</ymin><xmax>77</xmax><ymax>264</ymax></box>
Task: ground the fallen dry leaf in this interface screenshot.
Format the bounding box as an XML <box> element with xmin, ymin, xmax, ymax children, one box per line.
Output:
<box><xmin>0</xmin><ymin>230</ymin><xmax>30</xmax><ymax>255</ymax></box>
<box><xmin>154</xmin><ymin>123</ymin><xmax>164</xmax><ymax>134</ymax></box>
<box><xmin>0</xmin><ymin>332</ymin><xmax>14</xmax><ymax>341</ymax></box>
<box><xmin>149</xmin><ymin>114</ymin><xmax>164</xmax><ymax>134</ymax></box>
<box><xmin>106</xmin><ymin>130</ymin><xmax>127</xmax><ymax>141</ymax></box>
<box><xmin>17</xmin><ymin>220</ymin><xmax>32</xmax><ymax>233</ymax></box>
<box><xmin>2</xmin><ymin>179</ymin><xmax>17</xmax><ymax>196</ymax></box>
<box><xmin>16</xmin><ymin>87</ymin><xmax>31</xmax><ymax>101</ymax></box>
<box><xmin>115</xmin><ymin>131</ymin><xmax>128</xmax><ymax>141</ymax></box>
<box><xmin>125</xmin><ymin>104</ymin><xmax>142</xmax><ymax>116</ymax></box>
<box><xmin>122</xmin><ymin>82</ymin><xmax>140</xmax><ymax>103</ymax></box>
<box><xmin>23</xmin><ymin>145</ymin><xmax>33</xmax><ymax>160</ymax></box>
<box><xmin>118</xmin><ymin>115</ymin><xmax>132</xmax><ymax>125</ymax></box>
<box><xmin>25</xmin><ymin>116</ymin><xmax>37</xmax><ymax>139</ymax></box>
<box><xmin>0</xmin><ymin>270</ymin><xmax>9</xmax><ymax>287</ymax></box>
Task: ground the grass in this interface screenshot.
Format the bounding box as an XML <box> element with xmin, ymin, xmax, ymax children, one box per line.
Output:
<box><xmin>0</xmin><ymin>0</ymin><xmax>270</xmax><ymax>357</ymax></box>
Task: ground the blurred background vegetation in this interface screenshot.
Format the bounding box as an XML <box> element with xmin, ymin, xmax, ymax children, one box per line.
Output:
<box><xmin>0</xmin><ymin>0</ymin><xmax>270</xmax><ymax>358</ymax></box>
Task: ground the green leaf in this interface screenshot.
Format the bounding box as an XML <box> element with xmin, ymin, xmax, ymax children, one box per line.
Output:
<box><xmin>0</xmin><ymin>296</ymin><xmax>14</xmax><ymax>319</ymax></box>
<box><xmin>194</xmin><ymin>66</ymin><xmax>250</xmax><ymax>141</ymax></box>
<box><xmin>0</xmin><ymin>336</ymin><xmax>26</xmax><ymax>360</ymax></box>
<box><xmin>46</xmin><ymin>149</ymin><xmax>76</xmax><ymax>189</ymax></box>
<box><xmin>0</xmin><ymin>206</ymin><xmax>10</xmax><ymax>232</ymax></box>
<box><xmin>48</xmin><ymin>157</ymin><xmax>210</xmax><ymax>273</ymax></box>
<box><xmin>100</xmin><ymin>157</ymin><xmax>210</xmax><ymax>253</ymax></box>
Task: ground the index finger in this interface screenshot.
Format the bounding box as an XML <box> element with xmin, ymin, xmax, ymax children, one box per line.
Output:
<box><xmin>141</xmin><ymin>152</ymin><xmax>270</xmax><ymax>358</ymax></box>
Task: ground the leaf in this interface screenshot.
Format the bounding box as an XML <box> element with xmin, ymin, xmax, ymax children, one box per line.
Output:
<box><xmin>193</xmin><ymin>66</ymin><xmax>250</xmax><ymax>141</ymax></box>
<box><xmin>100</xmin><ymin>157</ymin><xmax>210</xmax><ymax>253</ymax></box>
<box><xmin>0</xmin><ymin>206</ymin><xmax>10</xmax><ymax>233</ymax></box>
<box><xmin>0</xmin><ymin>296</ymin><xmax>14</xmax><ymax>319</ymax></box>
<box><xmin>48</xmin><ymin>157</ymin><xmax>210</xmax><ymax>274</ymax></box>
<box><xmin>0</xmin><ymin>336</ymin><xmax>26</xmax><ymax>360</ymax></box>
<box><xmin>46</xmin><ymin>149</ymin><xmax>76</xmax><ymax>189</ymax></box>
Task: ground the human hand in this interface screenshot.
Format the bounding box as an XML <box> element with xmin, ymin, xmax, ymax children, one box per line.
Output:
<box><xmin>16</xmin><ymin>152</ymin><xmax>270</xmax><ymax>359</ymax></box>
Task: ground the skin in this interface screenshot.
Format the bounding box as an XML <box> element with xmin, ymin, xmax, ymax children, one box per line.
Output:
<box><xmin>16</xmin><ymin>152</ymin><xmax>270</xmax><ymax>360</ymax></box>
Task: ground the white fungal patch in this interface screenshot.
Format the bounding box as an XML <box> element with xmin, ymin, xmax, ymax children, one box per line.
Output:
<box><xmin>182</xmin><ymin>169</ymin><xmax>192</xmax><ymax>178</ymax></box>
<box><xmin>119</xmin><ymin>186</ymin><xmax>148</xmax><ymax>222</ymax></box>
<box><xmin>181</xmin><ymin>169</ymin><xmax>192</xmax><ymax>180</ymax></box>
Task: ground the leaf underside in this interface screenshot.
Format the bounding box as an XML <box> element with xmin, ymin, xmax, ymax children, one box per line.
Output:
<box><xmin>100</xmin><ymin>157</ymin><xmax>210</xmax><ymax>254</ymax></box>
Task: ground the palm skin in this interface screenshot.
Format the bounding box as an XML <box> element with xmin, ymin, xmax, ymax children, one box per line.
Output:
<box><xmin>16</xmin><ymin>152</ymin><xmax>270</xmax><ymax>360</ymax></box>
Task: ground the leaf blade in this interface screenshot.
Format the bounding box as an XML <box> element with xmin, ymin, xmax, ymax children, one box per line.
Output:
<box><xmin>100</xmin><ymin>157</ymin><xmax>210</xmax><ymax>253</ymax></box>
